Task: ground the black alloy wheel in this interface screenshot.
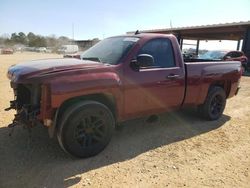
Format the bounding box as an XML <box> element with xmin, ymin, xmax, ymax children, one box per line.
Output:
<box><xmin>57</xmin><ymin>101</ymin><xmax>115</xmax><ymax>158</ymax></box>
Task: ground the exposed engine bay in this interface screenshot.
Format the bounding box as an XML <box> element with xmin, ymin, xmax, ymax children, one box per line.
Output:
<box><xmin>5</xmin><ymin>83</ymin><xmax>42</xmax><ymax>129</ymax></box>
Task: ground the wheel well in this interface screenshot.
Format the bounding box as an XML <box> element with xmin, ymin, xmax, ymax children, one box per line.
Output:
<box><xmin>209</xmin><ymin>80</ymin><xmax>231</xmax><ymax>98</ymax></box>
<box><xmin>48</xmin><ymin>93</ymin><xmax>117</xmax><ymax>138</ymax></box>
<box><xmin>57</xmin><ymin>93</ymin><xmax>117</xmax><ymax>120</ymax></box>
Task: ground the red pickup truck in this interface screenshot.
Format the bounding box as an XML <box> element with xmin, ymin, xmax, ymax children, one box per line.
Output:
<box><xmin>6</xmin><ymin>33</ymin><xmax>241</xmax><ymax>158</ymax></box>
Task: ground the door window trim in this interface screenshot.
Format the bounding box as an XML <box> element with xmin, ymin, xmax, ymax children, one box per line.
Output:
<box><xmin>137</xmin><ymin>38</ymin><xmax>176</xmax><ymax>69</ymax></box>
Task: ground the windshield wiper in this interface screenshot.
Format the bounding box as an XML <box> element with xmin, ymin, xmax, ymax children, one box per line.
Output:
<box><xmin>81</xmin><ymin>57</ymin><xmax>102</xmax><ymax>63</ymax></box>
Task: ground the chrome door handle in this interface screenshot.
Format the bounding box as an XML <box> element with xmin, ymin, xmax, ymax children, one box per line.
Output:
<box><xmin>166</xmin><ymin>74</ymin><xmax>179</xmax><ymax>79</ymax></box>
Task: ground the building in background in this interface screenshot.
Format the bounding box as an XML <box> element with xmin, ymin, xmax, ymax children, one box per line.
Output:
<box><xmin>128</xmin><ymin>21</ymin><xmax>250</xmax><ymax>63</ymax></box>
<box><xmin>72</xmin><ymin>38</ymin><xmax>100</xmax><ymax>51</ymax></box>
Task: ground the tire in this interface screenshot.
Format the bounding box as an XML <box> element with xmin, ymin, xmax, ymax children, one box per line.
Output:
<box><xmin>242</xmin><ymin>66</ymin><xmax>246</xmax><ymax>74</ymax></box>
<box><xmin>198</xmin><ymin>86</ymin><xmax>226</xmax><ymax>121</ymax></box>
<box><xmin>244</xmin><ymin>64</ymin><xmax>249</xmax><ymax>73</ymax></box>
<box><xmin>57</xmin><ymin>101</ymin><xmax>115</xmax><ymax>158</ymax></box>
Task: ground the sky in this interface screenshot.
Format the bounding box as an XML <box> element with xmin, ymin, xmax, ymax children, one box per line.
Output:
<box><xmin>0</xmin><ymin>0</ymin><xmax>250</xmax><ymax>41</ymax></box>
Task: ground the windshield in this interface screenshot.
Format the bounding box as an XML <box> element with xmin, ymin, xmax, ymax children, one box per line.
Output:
<box><xmin>81</xmin><ymin>36</ymin><xmax>139</xmax><ymax>65</ymax></box>
<box><xmin>199</xmin><ymin>50</ymin><xmax>227</xmax><ymax>60</ymax></box>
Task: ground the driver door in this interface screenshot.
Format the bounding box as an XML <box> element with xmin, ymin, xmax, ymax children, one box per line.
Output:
<box><xmin>123</xmin><ymin>38</ymin><xmax>185</xmax><ymax>119</ymax></box>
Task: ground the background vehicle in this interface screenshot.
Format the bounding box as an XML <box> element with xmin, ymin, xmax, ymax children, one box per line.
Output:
<box><xmin>35</xmin><ymin>47</ymin><xmax>47</xmax><ymax>53</ymax></box>
<box><xmin>1</xmin><ymin>48</ymin><xmax>14</xmax><ymax>54</ymax></box>
<box><xmin>223</xmin><ymin>51</ymin><xmax>248</xmax><ymax>72</ymax></box>
<box><xmin>6</xmin><ymin>34</ymin><xmax>241</xmax><ymax>158</ymax></box>
<box><xmin>63</xmin><ymin>52</ymin><xmax>82</xmax><ymax>59</ymax></box>
<box><xmin>57</xmin><ymin>44</ymin><xmax>79</xmax><ymax>54</ymax></box>
<box><xmin>199</xmin><ymin>50</ymin><xmax>248</xmax><ymax>72</ymax></box>
<box><xmin>45</xmin><ymin>47</ymin><xmax>53</xmax><ymax>53</ymax></box>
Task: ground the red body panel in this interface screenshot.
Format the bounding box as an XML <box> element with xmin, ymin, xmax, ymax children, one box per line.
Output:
<box><xmin>121</xmin><ymin>35</ymin><xmax>186</xmax><ymax>119</ymax></box>
<box><xmin>184</xmin><ymin>62</ymin><xmax>241</xmax><ymax>106</ymax></box>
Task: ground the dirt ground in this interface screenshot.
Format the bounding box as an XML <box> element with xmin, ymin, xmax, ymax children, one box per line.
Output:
<box><xmin>0</xmin><ymin>52</ymin><xmax>249</xmax><ymax>188</ymax></box>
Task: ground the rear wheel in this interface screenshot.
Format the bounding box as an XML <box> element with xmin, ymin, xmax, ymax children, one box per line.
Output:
<box><xmin>242</xmin><ymin>65</ymin><xmax>246</xmax><ymax>74</ymax></box>
<box><xmin>198</xmin><ymin>86</ymin><xmax>226</xmax><ymax>120</ymax></box>
<box><xmin>57</xmin><ymin>101</ymin><xmax>115</xmax><ymax>158</ymax></box>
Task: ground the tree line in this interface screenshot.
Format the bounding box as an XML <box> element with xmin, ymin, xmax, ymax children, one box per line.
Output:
<box><xmin>0</xmin><ymin>32</ymin><xmax>70</xmax><ymax>48</ymax></box>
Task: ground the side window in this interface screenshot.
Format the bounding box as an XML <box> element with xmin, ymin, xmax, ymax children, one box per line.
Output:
<box><xmin>230</xmin><ymin>52</ymin><xmax>241</xmax><ymax>58</ymax></box>
<box><xmin>226</xmin><ymin>52</ymin><xmax>233</xmax><ymax>58</ymax></box>
<box><xmin>230</xmin><ymin>52</ymin><xmax>237</xmax><ymax>58</ymax></box>
<box><xmin>234</xmin><ymin>52</ymin><xmax>241</xmax><ymax>58</ymax></box>
<box><xmin>138</xmin><ymin>38</ymin><xmax>175</xmax><ymax>68</ymax></box>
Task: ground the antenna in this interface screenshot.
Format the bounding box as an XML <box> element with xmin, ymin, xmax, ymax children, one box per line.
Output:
<box><xmin>170</xmin><ymin>20</ymin><xmax>173</xmax><ymax>28</ymax></box>
<box><xmin>135</xmin><ymin>30</ymin><xmax>140</xmax><ymax>35</ymax></box>
<box><xmin>72</xmin><ymin>23</ymin><xmax>74</xmax><ymax>43</ymax></box>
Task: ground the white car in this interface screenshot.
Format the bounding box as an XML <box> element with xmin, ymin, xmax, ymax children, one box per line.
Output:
<box><xmin>58</xmin><ymin>45</ymin><xmax>79</xmax><ymax>54</ymax></box>
<box><xmin>37</xmin><ymin>47</ymin><xmax>47</xmax><ymax>53</ymax></box>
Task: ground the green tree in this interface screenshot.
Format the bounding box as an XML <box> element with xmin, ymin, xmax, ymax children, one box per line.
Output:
<box><xmin>4</xmin><ymin>38</ymin><xmax>13</xmax><ymax>46</ymax></box>
<box><xmin>10</xmin><ymin>33</ymin><xmax>19</xmax><ymax>43</ymax></box>
<box><xmin>9</xmin><ymin>32</ymin><xmax>27</xmax><ymax>44</ymax></box>
<box><xmin>27</xmin><ymin>32</ymin><xmax>36</xmax><ymax>46</ymax></box>
<box><xmin>18</xmin><ymin>32</ymin><xmax>27</xmax><ymax>44</ymax></box>
<box><xmin>46</xmin><ymin>35</ymin><xmax>57</xmax><ymax>47</ymax></box>
<box><xmin>28</xmin><ymin>35</ymin><xmax>46</xmax><ymax>47</ymax></box>
<box><xmin>35</xmin><ymin>36</ymin><xmax>47</xmax><ymax>47</ymax></box>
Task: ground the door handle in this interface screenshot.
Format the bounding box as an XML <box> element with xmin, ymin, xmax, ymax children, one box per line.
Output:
<box><xmin>166</xmin><ymin>74</ymin><xmax>179</xmax><ymax>79</ymax></box>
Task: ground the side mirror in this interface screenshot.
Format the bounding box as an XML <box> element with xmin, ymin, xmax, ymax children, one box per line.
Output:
<box><xmin>137</xmin><ymin>54</ymin><xmax>154</xmax><ymax>67</ymax></box>
<box><xmin>130</xmin><ymin>54</ymin><xmax>154</xmax><ymax>71</ymax></box>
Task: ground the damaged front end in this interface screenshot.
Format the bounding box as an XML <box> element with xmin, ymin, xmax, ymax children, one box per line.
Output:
<box><xmin>5</xmin><ymin>83</ymin><xmax>42</xmax><ymax>129</ymax></box>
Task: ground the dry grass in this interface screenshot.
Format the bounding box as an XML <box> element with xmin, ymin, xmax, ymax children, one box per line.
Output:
<box><xmin>0</xmin><ymin>52</ymin><xmax>249</xmax><ymax>187</ymax></box>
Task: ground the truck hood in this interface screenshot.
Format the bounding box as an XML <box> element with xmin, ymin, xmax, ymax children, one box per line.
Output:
<box><xmin>7</xmin><ymin>58</ymin><xmax>108</xmax><ymax>83</ymax></box>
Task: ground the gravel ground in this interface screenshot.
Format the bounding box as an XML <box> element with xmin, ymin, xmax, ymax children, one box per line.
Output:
<box><xmin>0</xmin><ymin>52</ymin><xmax>249</xmax><ymax>188</ymax></box>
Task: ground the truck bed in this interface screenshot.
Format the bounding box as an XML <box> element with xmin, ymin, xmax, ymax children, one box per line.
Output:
<box><xmin>184</xmin><ymin>58</ymin><xmax>223</xmax><ymax>63</ymax></box>
<box><xmin>183</xmin><ymin>61</ymin><xmax>241</xmax><ymax>106</ymax></box>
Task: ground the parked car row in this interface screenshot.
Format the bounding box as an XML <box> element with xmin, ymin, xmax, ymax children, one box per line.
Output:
<box><xmin>23</xmin><ymin>47</ymin><xmax>53</xmax><ymax>53</ymax></box>
<box><xmin>1</xmin><ymin>45</ymin><xmax>79</xmax><ymax>55</ymax></box>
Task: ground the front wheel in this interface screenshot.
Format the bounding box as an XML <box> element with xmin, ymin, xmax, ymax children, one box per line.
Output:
<box><xmin>198</xmin><ymin>86</ymin><xmax>226</xmax><ymax>120</ymax></box>
<box><xmin>57</xmin><ymin>101</ymin><xmax>115</xmax><ymax>158</ymax></box>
